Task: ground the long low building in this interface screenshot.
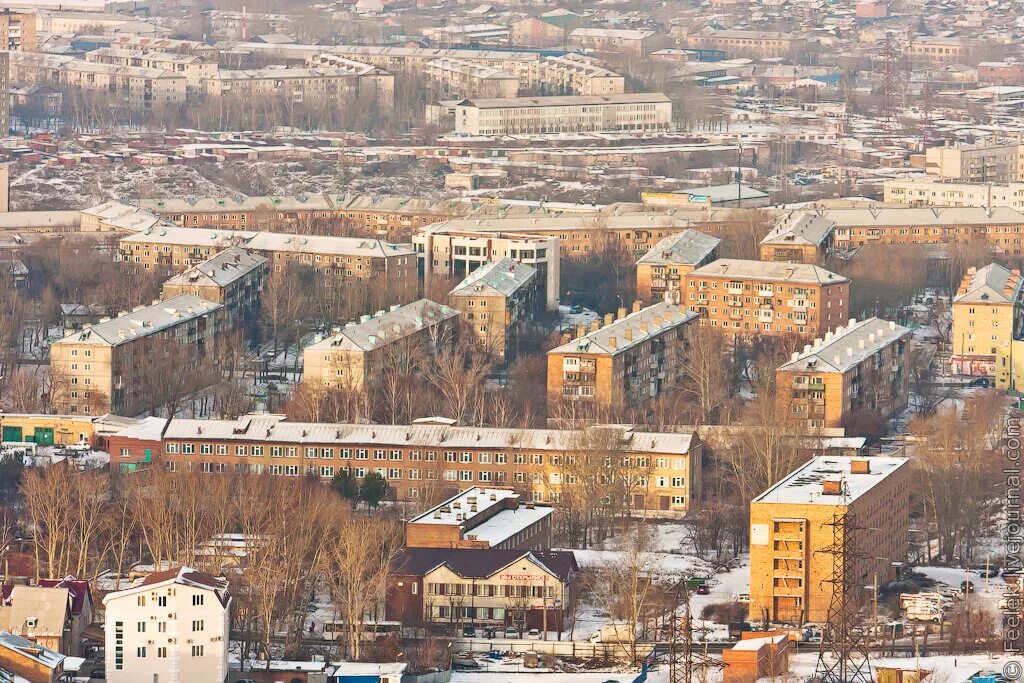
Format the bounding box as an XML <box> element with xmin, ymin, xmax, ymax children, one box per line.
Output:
<box><xmin>453</xmin><ymin>93</ymin><xmax>672</xmax><ymax>135</ymax></box>
<box><xmin>120</xmin><ymin>415</ymin><xmax>702</xmax><ymax>517</ymax></box>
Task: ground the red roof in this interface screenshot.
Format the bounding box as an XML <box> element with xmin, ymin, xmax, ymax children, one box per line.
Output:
<box><xmin>38</xmin><ymin>578</ymin><xmax>91</xmax><ymax>616</ymax></box>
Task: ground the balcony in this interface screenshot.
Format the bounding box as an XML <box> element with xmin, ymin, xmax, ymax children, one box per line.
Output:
<box><xmin>791</xmin><ymin>300</ymin><xmax>808</xmax><ymax>310</ymax></box>
<box><xmin>756</xmin><ymin>287</ymin><xmax>774</xmax><ymax>297</ymax></box>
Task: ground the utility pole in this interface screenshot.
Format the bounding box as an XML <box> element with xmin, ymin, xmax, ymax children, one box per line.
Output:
<box><xmin>668</xmin><ymin>581</ymin><xmax>722</xmax><ymax>683</ymax></box>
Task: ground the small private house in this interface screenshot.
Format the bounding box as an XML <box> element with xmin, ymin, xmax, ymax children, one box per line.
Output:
<box><xmin>0</xmin><ymin>631</ymin><xmax>66</xmax><ymax>683</ymax></box>
<box><xmin>0</xmin><ymin>585</ymin><xmax>76</xmax><ymax>655</ymax></box>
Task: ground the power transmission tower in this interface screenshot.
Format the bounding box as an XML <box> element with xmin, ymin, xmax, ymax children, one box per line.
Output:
<box><xmin>880</xmin><ymin>33</ymin><xmax>899</xmax><ymax>139</ymax></box>
<box><xmin>668</xmin><ymin>582</ymin><xmax>722</xmax><ymax>683</ymax></box>
<box><xmin>814</xmin><ymin>509</ymin><xmax>873</xmax><ymax>683</ymax></box>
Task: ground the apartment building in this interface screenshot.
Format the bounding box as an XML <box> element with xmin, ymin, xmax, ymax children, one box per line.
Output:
<box><xmin>448</xmin><ymin>258</ymin><xmax>538</xmax><ymax>361</ymax></box>
<box><xmin>420</xmin><ymin>211</ymin><xmax>695</xmax><ymax>264</ymax></box>
<box><xmin>405</xmin><ymin>487</ymin><xmax>553</xmax><ymax>551</ymax></box>
<box><xmin>83</xmin><ymin>48</ymin><xmax>215</xmax><ymax>91</ymax></box>
<box><xmin>424</xmin><ymin>57</ymin><xmax>520</xmax><ymax>98</ymax></box>
<box><xmin>749</xmin><ymin>456</ymin><xmax>910</xmax><ymax>623</ymax></box>
<box><xmin>302</xmin><ymin>299</ymin><xmax>460</xmax><ymax>391</ymax></box>
<box><xmin>103</xmin><ymin>567</ymin><xmax>230</xmax><ymax>683</ymax></box>
<box><xmin>978</xmin><ymin>61</ymin><xmax>1024</xmax><ymax>86</ymax></box>
<box><xmin>683</xmin><ymin>28</ymin><xmax>806</xmax><ymax>58</ymax></box>
<box><xmin>531</xmin><ymin>54</ymin><xmax>624</xmax><ymax>96</ymax></box>
<box><xmin>80</xmin><ymin>202</ymin><xmax>162</xmax><ymax>232</ymax></box>
<box><xmin>415</xmin><ymin>225</ymin><xmax>560</xmax><ymax>311</ymax></box>
<box><xmin>883</xmin><ymin>178</ymin><xmax>1024</xmax><ymax>209</ymax></box>
<box><xmin>0</xmin><ymin>10</ymin><xmax>37</xmax><ymax>52</ymax></box>
<box><xmin>904</xmin><ymin>37</ymin><xmax>970</xmax><ymax>66</ymax></box>
<box><xmin>816</xmin><ymin>206</ymin><xmax>1024</xmax><ymax>253</ymax></box>
<box><xmin>759</xmin><ymin>212</ymin><xmax>836</xmax><ymax>263</ymax></box>
<box><xmin>951</xmin><ymin>263</ymin><xmax>1024</xmax><ymax>387</ymax></box>
<box><xmin>775</xmin><ymin>318</ymin><xmax>911</xmax><ymax>430</ymax></box>
<box><xmin>454</xmin><ymin>93</ymin><xmax>672</xmax><ymax>136</ymax></box>
<box><xmin>635</xmin><ymin>229</ymin><xmax>720</xmax><ymax>304</ymax></box>
<box><xmin>509</xmin><ymin>17</ymin><xmax>569</xmax><ymax>48</ymax></box>
<box><xmin>924</xmin><ymin>139</ymin><xmax>1024</xmax><ymax>182</ymax></box>
<box><xmin>568</xmin><ymin>28</ymin><xmax>659</xmax><ymax>57</ymax></box>
<box><xmin>547</xmin><ymin>300</ymin><xmax>699</xmax><ymax>410</ymax></box>
<box><xmin>685</xmin><ymin>259</ymin><xmax>850</xmax><ymax>340</ymax></box>
<box><xmin>119</xmin><ymin>227</ymin><xmax>417</xmax><ymax>307</ymax></box>
<box><xmin>160</xmin><ymin>247</ymin><xmax>268</xmax><ymax>322</ymax></box>
<box><xmin>9</xmin><ymin>52</ymin><xmax>187</xmax><ymax>109</ymax></box>
<box><xmin>205</xmin><ymin>65</ymin><xmax>394</xmax><ymax>106</ymax></box>
<box><xmin>387</xmin><ymin>548</ymin><xmax>577</xmax><ymax>630</ymax></box>
<box><xmin>153</xmin><ymin>416</ymin><xmax>702</xmax><ymax>516</ymax></box>
<box><xmin>49</xmin><ymin>294</ymin><xmax>225</xmax><ymax>416</ymax></box>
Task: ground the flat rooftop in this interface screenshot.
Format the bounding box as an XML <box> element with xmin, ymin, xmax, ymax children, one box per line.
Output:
<box><xmin>753</xmin><ymin>456</ymin><xmax>909</xmax><ymax>506</ymax></box>
<box><xmin>409</xmin><ymin>487</ymin><xmax>519</xmax><ymax>526</ymax></box>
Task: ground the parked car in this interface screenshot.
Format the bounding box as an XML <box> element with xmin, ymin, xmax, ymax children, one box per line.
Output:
<box><xmin>527</xmin><ymin>628</ymin><xmax>540</xmax><ymax>639</ymax></box>
<box><xmin>89</xmin><ymin>670</ymin><xmax>106</xmax><ymax>681</ymax></box>
<box><xmin>504</xmin><ymin>626</ymin><xmax>520</xmax><ymax>638</ymax></box>
<box><xmin>462</xmin><ymin>625</ymin><xmax>476</xmax><ymax>637</ymax></box>
<box><xmin>961</xmin><ymin>580</ymin><xmax>975</xmax><ymax>593</ymax></box>
<box><xmin>736</xmin><ymin>593</ymin><xmax>751</xmax><ymax>604</ymax></box>
<box><xmin>482</xmin><ymin>626</ymin><xmax>497</xmax><ymax>638</ymax></box>
<box><xmin>973</xmin><ymin>565</ymin><xmax>1000</xmax><ymax>578</ymax></box>
<box><xmin>695</xmin><ymin>585</ymin><xmax>710</xmax><ymax>595</ymax></box>
<box><xmin>569</xmin><ymin>304</ymin><xmax>584</xmax><ymax>314</ymax></box>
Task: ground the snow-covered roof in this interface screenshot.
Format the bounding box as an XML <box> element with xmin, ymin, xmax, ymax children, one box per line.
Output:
<box><xmin>331</xmin><ymin>662</ymin><xmax>407</xmax><ymax>677</ymax></box>
<box><xmin>954</xmin><ymin>262</ymin><xmax>1022</xmax><ymax>305</ymax></box>
<box><xmin>761</xmin><ymin>211</ymin><xmax>836</xmax><ymax>247</ymax></box>
<box><xmin>162</xmin><ymin>417</ymin><xmax>695</xmax><ymax>455</ymax></box>
<box><xmin>162</xmin><ymin>247</ymin><xmax>267</xmax><ymax>290</ymax></box>
<box><xmin>409</xmin><ymin>486</ymin><xmax>519</xmax><ymax>526</ymax></box>
<box><xmin>636</xmin><ymin>229</ymin><xmax>720</xmax><ymax>266</ymax></box>
<box><xmin>549</xmin><ymin>301</ymin><xmax>697</xmax><ymax>356</ymax></box>
<box><xmin>688</xmin><ymin>259</ymin><xmax>848</xmax><ymax>285</ymax></box>
<box><xmin>51</xmin><ymin>294</ymin><xmax>222</xmax><ymax>348</ymax></box>
<box><xmin>304</xmin><ymin>299</ymin><xmax>458</xmax><ymax>353</ymax></box>
<box><xmin>753</xmin><ymin>456</ymin><xmax>909</xmax><ymax>505</ymax></box>
<box><xmin>449</xmin><ymin>258</ymin><xmax>536</xmax><ymax>298</ymax></box>
<box><xmin>777</xmin><ymin>317</ymin><xmax>910</xmax><ymax>373</ymax></box>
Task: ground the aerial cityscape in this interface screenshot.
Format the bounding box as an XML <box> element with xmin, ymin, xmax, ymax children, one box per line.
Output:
<box><xmin>0</xmin><ymin>0</ymin><xmax>1021</xmax><ymax>681</ymax></box>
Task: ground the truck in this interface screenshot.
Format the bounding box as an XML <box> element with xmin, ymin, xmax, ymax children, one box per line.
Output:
<box><xmin>588</xmin><ymin>623</ymin><xmax>636</xmax><ymax>644</ymax></box>
<box><xmin>905</xmin><ymin>603</ymin><xmax>942</xmax><ymax>623</ymax></box>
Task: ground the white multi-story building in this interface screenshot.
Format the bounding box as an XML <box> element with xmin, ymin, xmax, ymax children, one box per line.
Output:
<box><xmin>453</xmin><ymin>93</ymin><xmax>672</xmax><ymax>135</ymax></box>
<box><xmin>103</xmin><ymin>567</ymin><xmax>230</xmax><ymax>683</ymax></box>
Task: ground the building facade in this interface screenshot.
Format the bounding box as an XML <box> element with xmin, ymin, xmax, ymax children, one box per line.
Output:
<box><xmin>951</xmin><ymin>263</ymin><xmax>1024</xmax><ymax>386</ymax></box>
<box><xmin>453</xmin><ymin>93</ymin><xmax>672</xmax><ymax>136</ymax></box>
<box><xmin>775</xmin><ymin>318</ymin><xmax>911</xmax><ymax>430</ymax></box>
<box><xmin>635</xmin><ymin>229</ymin><xmax>720</xmax><ymax>304</ymax></box>
<box><xmin>759</xmin><ymin>212</ymin><xmax>836</xmax><ymax>264</ymax></box>
<box><xmin>685</xmin><ymin>259</ymin><xmax>850</xmax><ymax>340</ymax></box>
<box><xmin>447</xmin><ymin>258</ymin><xmax>539</xmax><ymax>360</ymax></box>
<box><xmin>924</xmin><ymin>139</ymin><xmax>1024</xmax><ymax>182</ymax></box>
<box><xmin>547</xmin><ymin>301</ymin><xmax>699</xmax><ymax>410</ymax></box>
<box><xmin>749</xmin><ymin>456</ymin><xmax>911</xmax><ymax>624</ymax></box>
<box><xmin>102</xmin><ymin>567</ymin><xmax>230</xmax><ymax>683</ymax></box>
<box><xmin>49</xmin><ymin>294</ymin><xmax>225</xmax><ymax>416</ymax></box>
<box><xmin>150</xmin><ymin>417</ymin><xmax>702</xmax><ymax>517</ymax></box>
<box><xmin>883</xmin><ymin>178</ymin><xmax>1024</xmax><ymax>209</ymax></box>
<box><xmin>302</xmin><ymin>299</ymin><xmax>460</xmax><ymax>391</ymax></box>
<box><xmin>160</xmin><ymin>247</ymin><xmax>268</xmax><ymax>323</ymax></box>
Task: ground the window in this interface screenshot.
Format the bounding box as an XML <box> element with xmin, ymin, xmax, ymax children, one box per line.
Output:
<box><xmin>192</xmin><ymin>594</ymin><xmax>204</xmax><ymax>606</ymax></box>
<box><xmin>157</xmin><ymin>596</ymin><xmax>167</xmax><ymax>607</ymax></box>
<box><xmin>157</xmin><ymin>647</ymin><xmax>167</xmax><ymax>658</ymax></box>
<box><xmin>137</xmin><ymin>646</ymin><xmax>147</xmax><ymax>658</ymax></box>
<box><xmin>137</xmin><ymin>596</ymin><xmax>146</xmax><ymax>606</ymax></box>
<box><xmin>137</xmin><ymin>622</ymin><xmax>146</xmax><ymax>633</ymax></box>
<box><xmin>191</xmin><ymin>645</ymin><xmax>204</xmax><ymax>657</ymax></box>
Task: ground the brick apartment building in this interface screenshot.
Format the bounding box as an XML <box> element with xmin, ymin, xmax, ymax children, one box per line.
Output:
<box><xmin>302</xmin><ymin>299</ymin><xmax>460</xmax><ymax>391</ymax></box>
<box><xmin>951</xmin><ymin>263</ymin><xmax>1024</xmax><ymax>386</ymax></box>
<box><xmin>547</xmin><ymin>301</ymin><xmax>699</xmax><ymax>410</ymax></box>
<box><xmin>759</xmin><ymin>212</ymin><xmax>835</xmax><ymax>263</ymax></box>
<box><xmin>749</xmin><ymin>456</ymin><xmax>910</xmax><ymax>624</ymax></box>
<box><xmin>775</xmin><ymin>318</ymin><xmax>911</xmax><ymax>430</ymax></box>
<box><xmin>447</xmin><ymin>259</ymin><xmax>539</xmax><ymax>360</ymax></box>
<box><xmin>141</xmin><ymin>416</ymin><xmax>702</xmax><ymax>517</ymax></box>
<box><xmin>635</xmin><ymin>229</ymin><xmax>720</xmax><ymax>304</ymax></box>
<box><xmin>160</xmin><ymin>247</ymin><xmax>267</xmax><ymax>323</ymax></box>
<box><xmin>685</xmin><ymin>259</ymin><xmax>850</xmax><ymax>340</ymax></box>
<box><xmin>49</xmin><ymin>295</ymin><xmax>225</xmax><ymax>416</ymax></box>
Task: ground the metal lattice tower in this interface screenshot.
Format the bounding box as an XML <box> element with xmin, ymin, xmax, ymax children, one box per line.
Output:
<box><xmin>880</xmin><ymin>33</ymin><xmax>899</xmax><ymax>136</ymax></box>
<box><xmin>668</xmin><ymin>582</ymin><xmax>722</xmax><ymax>683</ymax></box>
<box><xmin>814</xmin><ymin>510</ymin><xmax>873</xmax><ymax>683</ymax></box>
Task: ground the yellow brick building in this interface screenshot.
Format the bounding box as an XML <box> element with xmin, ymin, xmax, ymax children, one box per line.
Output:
<box><xmin>635</xmin><ymin>229</ymin><xmax>720</xmax><ymax>304</ymax></box>
<box><xmin>749</xmin><ymin>456</ymin><xmax>911</xmax><ymax>624</ymax></box>
<box><xmin>951</xmin><ymin>263</ymin><xmax>1024</xmax><ymax>388</ymax></box>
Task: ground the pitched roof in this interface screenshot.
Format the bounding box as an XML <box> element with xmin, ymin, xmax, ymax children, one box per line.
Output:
<box><xmin>761</xmin><ymin>211</ymin><xmax>836</xmax><ymax>247</ymax></box>
<box><xmin>303</xmin><ymin>299</ymin><xmax>459</xmax><ymax>353</ymax></box>
<box><xmin>0</xmin><ymin>631</ymin><xmax>65</xmax><ymax>670</ymax></box>
<box><xmin>161</xmin><ymin>247</ymin><xmax>267</xmax><ymax>290</ymax></box>
<box><xmin>777</xmin><ymin>317</ymin><xmax>911</xmax><ymax>373</ymax></box>
<box><xmin>51</xmin><ymin>294</ymin><xmax>222</xmax><ymax>348</ymax></box>
<box><xmin>688</xmin><ymin>258</ymin><xmax>849</xmax><ymax>285</ymax></box>
<box><xmin>954</xmin><ymin>262</ymin><xmax>1023</xmax><ymax>304</ymax></box>
<box><xmin>449</xmin><ymin>258</ymin><xmax>537</xmax><ymax>298</ymax></box>
<box><xmin>636</xmin><ymin>229</ymin><xmax>720</xmax><ymax>266</ymax></box>
<box><xmin>0</xmin><ymin>586</ymin><xmax>71</xmax><ymax>639</ymax></box>
<box><xmin>105</xmin><ymin>567</ymin><xmax>230</xmax><ymax>608</ymax></box>
<box><xmin>393</xmin><ymin>548</ymin><xmax>578</xmax><ymax>582</ymax></box>
<box><xmin>36</xmin><ymin>579</ymin><xmax>91</xmax><ymax>617</ymax></box>
<box><xmin>549</xmin><ymin>301</ymin><xmax>697</xmax><ymax>356</ymax></box>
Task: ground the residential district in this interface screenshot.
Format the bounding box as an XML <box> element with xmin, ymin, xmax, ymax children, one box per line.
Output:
<box><xmin>1</xmin><ymin>0</ymin><xmax>1024</xmax><ymax>682</ymax></box>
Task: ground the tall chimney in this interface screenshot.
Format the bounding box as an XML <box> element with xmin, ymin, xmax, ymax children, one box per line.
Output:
<box><xmin>632</xmin><ymin>300</ymin><xmax>642</xmax><ymax>314</ymax></box>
